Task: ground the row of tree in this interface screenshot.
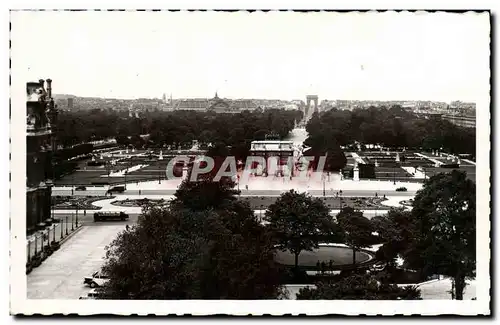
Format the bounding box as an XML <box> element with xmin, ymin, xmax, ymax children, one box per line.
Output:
<box><xmin>56</xmin><ymin>109</ymin><xmax>303</xmax><ymax>157</ymax></box>
<box><xmin>305</xmin><ymin>106</ymin><xmax>476</xmax><ymax>156</ymax></box>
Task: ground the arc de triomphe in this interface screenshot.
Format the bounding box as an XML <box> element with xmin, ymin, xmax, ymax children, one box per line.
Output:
<box><xmin>306</xmin><ymin>95</ymin><xmax>318</xmax><ymax>114</ymax></box>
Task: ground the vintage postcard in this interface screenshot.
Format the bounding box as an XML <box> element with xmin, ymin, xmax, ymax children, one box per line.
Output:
<box><xmin>9</xmin><ymin>9</ymin><xmax>491</xmax><ymax>316</ymax></box>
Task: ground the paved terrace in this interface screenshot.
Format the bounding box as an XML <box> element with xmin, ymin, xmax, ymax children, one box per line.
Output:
<box><xmin>27</xmin><ymin>225</ymin><xmax>125</xmax><ymax>299</ymax></box>
<box><xmin>52</xmin><ymin>194</ymin><xmax>414</xmax><ymax>219</ymax></box>
<box><xmin>53</xmin><ymin>172</ymin><xmax>423</xmax><ymax>195</ymax></box>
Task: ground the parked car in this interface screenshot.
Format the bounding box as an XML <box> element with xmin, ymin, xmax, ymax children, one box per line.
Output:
<box><xmin>107</xmin><ymin>185</ymin><xmax>125</xmax><ymax>194</ymax></box>
<box><xmin>395</xmin><ymin>187</ymin><xmax>408</xmax><ymax>192</ymax></box>
<box><xmin>75</xmin><ymin>186</ymin><xmax>87</xmax><ymax>191</ymax></box>
<box><xmin>84</xmin><ymin>271</ymin><xmax>110</xmax><ymax>288</ymax></box>
<box><xmin>94</xmin><ymin>211</ymin><xmax>129</xmax><ymax>222</ymax></box>
<box><xmin>78</xmin><ymin>288</ymin><xmax>102</xmax><ymax>300</ymax></box>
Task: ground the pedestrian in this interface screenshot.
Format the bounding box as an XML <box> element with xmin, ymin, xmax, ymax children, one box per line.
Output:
<box><xmin>375</xmin><ymin>192</ymin><xmax>378</xmax><ymax>197</ymax></box>
<box><xmin>139</xmin><ymin>189</ymin><xmax>141</xmax><ymax>196</ymax></box>
<box><xmin>245</xmin><ymin>185</ymin><xmax>248</xmax><ymax>191</ymax></box>
<box><xmin>328</xmin><ymin>260</ymin><xmax>333</xmax><ymax>272</ymax></box>
<box><xmin>125</xmin><ymin>224</ymin><xmax>130</xmax><ymax>231</ymax></box>
<box><xmin>84</xmin><ymin>210</ymin><xmax>86</xmax><ymax>216</ymax></box>
<box><xmin>316</xmin><ymin>260</ymin><xmax>320</xmax><ymax>271</ymax></box>
<box><xmin>321</xmin><ymin>261</ymin><xmax>326</xmax><ymax>274</ymax></box>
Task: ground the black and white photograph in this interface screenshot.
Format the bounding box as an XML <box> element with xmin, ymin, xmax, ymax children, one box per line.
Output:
<box><xmin>9</xmin><ymin>7</ymin><xmax>491</xmax><ymax>316</ymax></box>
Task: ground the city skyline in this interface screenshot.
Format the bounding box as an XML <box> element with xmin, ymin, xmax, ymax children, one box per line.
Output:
<box><xmin>12</xmin><ymin>11</ymin><xmax>489</xmax><ymax>102</ymax></box>
<box><xmin>51</xmin><ymin>92</ymin><xmax>476</xmax><ymax>105</ymax></box>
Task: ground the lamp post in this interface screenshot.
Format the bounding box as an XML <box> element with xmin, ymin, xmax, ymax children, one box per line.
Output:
<box><xmin>322</xmin><ymin>174</ymin><xmax>326</xmax><ymax>197</ymax></box>
<box><xmin>107</xmin><ymin>161</ymin><xmax>110</xmax><ymax>185</ymax></box>
<box><xmin>124</xmin><ymin>162</ymin><xmax>128</xmax><ymax>190</ymax></box>
<box><xmin>75</xmin><ymin>204</ymin><xmax>79</xmax><ymax>228</ymax></box>
<box><xmin>393</xmin><ymin>164</ymin><xmax>396</xmax><ymax>185</ymax></box>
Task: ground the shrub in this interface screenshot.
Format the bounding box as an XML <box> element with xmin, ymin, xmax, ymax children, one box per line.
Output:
<box><xmin>51</xmin><ymin>241</ymin><xmax>60</xmax><ymax>251</ymax></box>
<box><xmin>43</xmin><ymin>246</ymin><xmax>53</xmax><ymax>257</ymax></box>
<box><xmin>31</xmin><ymin>255</ymin><xmax>42</xmax><ymax>267</ymax></box>
<box><xmin>26</xmin><ymin>262</ymin><xmax>33</xmax><ymax>274</ymax></box>
<box><xmin>281</xmin><ymin>267</ymin><xmax>309</xmax><ymax>284</ymax></box>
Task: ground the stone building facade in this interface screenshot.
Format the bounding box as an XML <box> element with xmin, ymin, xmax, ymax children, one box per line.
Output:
<box><xmin>26</xmin><ymin>79</ymin><xmax>58</xmax><ymax>233</ymax></box>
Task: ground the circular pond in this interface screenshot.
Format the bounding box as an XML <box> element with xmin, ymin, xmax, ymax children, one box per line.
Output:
<box><xmin>274</xmin><ymin>245</ymin><xmax>373</xmax><ymax>267</ymax></box>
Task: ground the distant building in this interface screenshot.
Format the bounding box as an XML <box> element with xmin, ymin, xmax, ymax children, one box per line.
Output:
<box><xmin>208</xmin><ymin>93</ymin><xmax>257</xmax><ymax>113</ymax></box>
<box><xmin>175</xmin><ymin>98</ymin><xmax>210</xmax><ymax>111</ymax></box>
<box><xmin>416</xmin><ymin>111</ymin><xmax>476</xmax><ymax>128</ymax></box>
<box><xmin>174</xmin><ymin>92</ymin><xmax>258</xmax><ymax>113</ymax></box>
<box><xmin>442</xmin><ymin>114</ymin><xmax>476</xmax><ymax>128</ymax></box>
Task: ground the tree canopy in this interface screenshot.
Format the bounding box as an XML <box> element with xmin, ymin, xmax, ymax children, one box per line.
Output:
<box><xmin>100</xmin><ymin>180</ymin><xmax>283</xmax><ymax>299</ymax></box>
<box><xmin>336</xmin><ymin>207</ymin><xmax>374</xmax><ymax>265</ymax></box>
<box><xmin>371</xmin><ymin>208</ymin><xmax>417</xmax><ymax>267</ymax></box>
<box><xmin>56</xmin><ymin>109</ymin><xmax>302</xmax><ymax>158</ymax></box>
<box><xmin>264</xmin><ymin>190</ymin><xmax>339</xmax><ymax>268</ymax></box>
<box><xmin>306</xmin><ymin>106</ymin><xmax>475</xmax><ymax>155</ymax></box>
<box><xmin>296</xmin><ymin>273</ymin><xmax>421</xmax><ymax>300</ymax></box>
<box><xmin>405</xmin><ymin>170</ymin><xmax>476</xmax><ymax>300</ymax></box>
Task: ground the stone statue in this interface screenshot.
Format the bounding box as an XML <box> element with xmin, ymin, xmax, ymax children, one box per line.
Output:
<box><xmin>27</xmin><ymin>114</ymin><xmax>36</xmax><ymax>128</ymax></box>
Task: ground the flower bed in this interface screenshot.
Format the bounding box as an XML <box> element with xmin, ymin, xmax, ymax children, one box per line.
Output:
<box><xmin>111</xmin><ymin>198</ymin><xmax>168</xmax><ymax>207</ymax></box>
<box><xmin>51</xmin><ymin>196</ymin><xmax>115</xmax><ymax>210</ymax></box>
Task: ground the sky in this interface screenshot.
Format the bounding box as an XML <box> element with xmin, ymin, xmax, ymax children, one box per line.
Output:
<box><xmin>11</xmin><ymin>10</ymin><xmax>490</xmax><ymax>102</ymax></box>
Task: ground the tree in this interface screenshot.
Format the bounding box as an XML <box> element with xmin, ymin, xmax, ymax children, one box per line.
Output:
<box><xmin>172</xmin><ymin>177</ymin><xmax>239</xmax><ymax>212</ymax></box>
<box><xmin>264</xmin><ymin>190</ymin><xmax>335</xmax><ymax>269</ymax></box>
<box><xmin>100</xmin><ymin>181</ymin><xmax>283</xmax><ymax>299</ymax></box>
<box><xmin>324</xmin><ymin>138</ymin><xmax>347</xmax><ymax>172</ymax></box>
<box><xmin>406</xmin><ymin>170</ymin><xmax>476</xmax><ymax>300</ymax></box>
<box><xmin>371</xmin><ymin>208</ymin><xmax>417</xmax><ymax>268</ymax></box>
<box><xmin>296</xmin><ymin>273</ymin><xmax>421</xmax><ymax>300</ymax></box>
<box><xmin>336</xmin><ymin>207</ymin><xmax>374</xmax><ymax>265</ymax></box>
<box><xmin>303</xmin><ymin>133</ymin><xmax>347</xmax><ymax>172</ymax></box>
<box><xmin>174</xmin><ymin>142</ymin><xmax>239</xmax><ymax>211</ymax></box>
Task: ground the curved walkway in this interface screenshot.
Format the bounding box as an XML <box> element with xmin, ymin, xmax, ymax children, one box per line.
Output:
<box><xmin>275</xmin><ymin>244</ymin><xmax>374</xmax><ymax>268</ymax></box>
<box><xmin>381</xmin><ymin>196</ymin><xmax>414</xmax><ymax>209</ymax></box>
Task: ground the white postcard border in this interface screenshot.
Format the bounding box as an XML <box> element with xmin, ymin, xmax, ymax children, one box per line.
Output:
<box><xmin>8</xmin><ymin>8</ymin><xmax>491</xmax><ymax>316</ymax></box>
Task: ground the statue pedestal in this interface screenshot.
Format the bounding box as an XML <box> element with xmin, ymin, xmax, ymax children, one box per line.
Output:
<box><xmin>353</xmin><ymin>168</ymin><xmax>360</xmax><ymax>181</ymax></box>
